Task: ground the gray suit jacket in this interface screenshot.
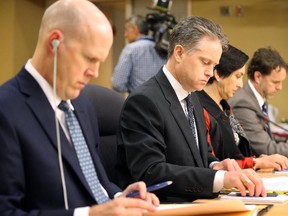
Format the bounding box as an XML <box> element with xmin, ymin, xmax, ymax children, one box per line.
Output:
<box><xmin>228</xmin><ymin>82</ymin><xmax>288</xmax><ymax>156</ymax></box>
<box><xmin>117</xmin><ymin>69</ymin><xmax>219</xmax><ymax>203</ymax></box>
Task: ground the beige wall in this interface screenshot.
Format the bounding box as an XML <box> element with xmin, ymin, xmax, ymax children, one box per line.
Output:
<box><xmin>191</xmin><ymin>0</ymin><xmax>288</xmax><ymax>120</ymax></box>
<box><xmin>1</xmin><ymin>0</ymin><xmax>288</xmax><ymax>120</ymax></box>
<box><xmin>0</xmin><ymin>0</ymin><xmax>44</xmax><ymax>83</ymax></box>
<box><xmin>0</xmin><ymin>0</ymin><xmax>15</xmax><ymax>83</ymax></box>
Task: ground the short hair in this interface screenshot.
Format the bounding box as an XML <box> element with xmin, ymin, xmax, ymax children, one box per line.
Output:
<box><xmin>247</xmin><ymin>47</ymin><xmax>288</xmax><ymax>81</ymax></box>
<box><xmin>167</xmin><ymin>16</ymin><xmax>228</xmax><ymax>58</ymax></box>
<box><xmin>208</xmin><ymin>44</ymin><xmax>249</xmax><ymax>84</ymax></box>
<box><xmin>126</xmin><ymin>15</ymin><xmax>149</xmax><ymax>35</ymax></box>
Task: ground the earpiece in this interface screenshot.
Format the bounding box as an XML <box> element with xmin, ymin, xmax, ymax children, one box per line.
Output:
<box><xmin>51</xmin><ymin>39</ymin><xmax>60</xmax><ymax>49</ymax></box>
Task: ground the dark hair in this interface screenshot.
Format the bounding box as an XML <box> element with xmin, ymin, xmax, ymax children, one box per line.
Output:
<box><xmin>127</xmin><ymin>15</ymin><xmax>149</xmax><ymax>35</ymax></box>
<box><xmin>168</xmin><ymin>16</ymin><xmax>228</xmax><ymax>58</ymax></box>
<box><xmin>247</xmin><ymin>47</ymin><xmax>288</xmax><ymax>81</ymax></box>
<box><xmin>208</xmin><ymin>44</ymin><xmax>249</xmax><ymax>84</ymax></box>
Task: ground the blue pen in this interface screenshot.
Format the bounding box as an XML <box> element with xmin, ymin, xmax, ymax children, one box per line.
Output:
<box><xmin>126</xmin><ymin>181</ymin><xmax>173</xmax><ymax>197</ymax></box>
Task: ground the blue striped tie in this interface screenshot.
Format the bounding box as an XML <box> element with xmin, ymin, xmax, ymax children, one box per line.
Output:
<box><xmin>58</xmin><ymin>101</ymin><xmax>110</xmax><ymax>204</ymax></box>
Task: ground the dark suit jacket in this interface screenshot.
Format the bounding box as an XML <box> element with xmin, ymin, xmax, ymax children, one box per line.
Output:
<box><xmin>229</xmin><ymin>83</ymin><xmax>288</xmax><ymax>156</ymax></box>
<box><xmin>197</xmin><ymin>90</ymin><xmax>252</xmax><ymax>160</ymax></box>
<box><xmin>197</xmin><ymin>90</ymin><xmax>254</xmax><ymax>168</ymax></box>
<box><xmin>0</xmin><ymin>68</ymin><xmax>121</xmax><ymax>216</ymax></box>
<box><xmin>117</xmin><ymin>69</ymin><xmax>219</xmax><ymax>203</ymax></box>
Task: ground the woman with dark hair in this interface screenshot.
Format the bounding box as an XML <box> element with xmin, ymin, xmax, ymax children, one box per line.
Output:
<box><xmin>197</xmin><ymin>45</ymin><xmax>288</xmax><ymax>170</ymax></box>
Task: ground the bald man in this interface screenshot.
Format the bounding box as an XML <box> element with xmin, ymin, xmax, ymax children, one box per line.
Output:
<box><xmin>0</xmin><ymin>0</ymin><xmax>158</xmax><ymax>215</ymax></box>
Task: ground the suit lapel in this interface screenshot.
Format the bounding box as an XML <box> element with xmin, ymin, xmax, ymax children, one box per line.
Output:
<box><xmin>17</xmin><ymin>69</ymin><xmax>95</xmax><ymax>198</ymax></box>
<box><xmin>155</xmin><ymin>71</ymin><xmax>204</xmax><ymax>167</ymax></box>
<box><xmin>245</xmin><ymin>84</ymin><xmax>274</xmax><ymax>139</ymax></box>
<box><xmin>190</xmin><ymin>93</ymin><xmax>208</xmax><ymax>167</ymax></box>
<box><xmin>244</xmin><ymin>83</ymin><xmax>262</xmax><ymax>113</ymax></box>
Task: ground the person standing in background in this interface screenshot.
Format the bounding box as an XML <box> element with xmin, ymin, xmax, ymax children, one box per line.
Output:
<box><xmin>229</xmin><ymin>47</ymin><xmax>288</xmax><ymax>156</ymax></box>
<box><xmin>0</xmin><ymin>0</ymin><xmax>159</xmax><ymax>215</ymax></box>
<box><xmin>112</xmin><ymin>15</ymin><xmax>167</xmax><ymax>93</ymax></box>
<box><xmin>197</xmin><ymin>44</ymin><xmax>288</xmax><ymax>170</ymax></box>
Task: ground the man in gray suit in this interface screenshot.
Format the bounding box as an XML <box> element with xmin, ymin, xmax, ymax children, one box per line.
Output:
<box><xmin>229</xmin><ymin>47</ymin><xmax>288</xmax><ymax>156</ymax></box>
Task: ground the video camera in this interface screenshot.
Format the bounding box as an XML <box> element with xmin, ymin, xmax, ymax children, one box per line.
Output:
<box><xmin>146</xmin><ymin>0</ymin><xmax>177</xmax><ymax>57</ymax></box>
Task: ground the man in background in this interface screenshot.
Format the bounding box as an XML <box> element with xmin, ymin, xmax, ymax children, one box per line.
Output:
<box><xmin>0</xmin><ymin>0</ymin><xmax>159</xmax><ymax>215</ymax></box>
<box><xmin>112</xmin><ymin>15</ymin><xmax>167</xmax><ymax>93</ymax></box>
<box><xmin>229</xmin><ymin>47</ymin><xmax>288</xmax><ymax>157</ymax></box>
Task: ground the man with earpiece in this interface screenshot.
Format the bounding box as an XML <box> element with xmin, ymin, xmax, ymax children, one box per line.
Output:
<box><xmin>0</xmin><ymin>0</ymin><xmax>159</xmax><ymax>216</ymax></box>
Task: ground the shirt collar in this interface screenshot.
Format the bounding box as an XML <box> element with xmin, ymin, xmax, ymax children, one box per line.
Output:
<box><xmin>162</xmin><ymin>65</ymin><xmax>189</xmax><ymax>102</ymax></box>
<box><xmin>25</xmin><ymin>59</ymin><xmax>74</xmax><ymax>110</ymax></box>
<box><xmin>136</xmin><ymin>35</ymin><xmax>154</xmax><ymax>42</ymax></box>
<box><xmin>248</xmin><ymin>80</ymin><xmax>266</xmax><ymax>108</ymax></box>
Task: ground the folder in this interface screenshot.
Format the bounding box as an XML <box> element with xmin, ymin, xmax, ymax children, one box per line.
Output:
<box><xmin>144</xmin><ymin>199</ymin><xmax>256</xmax><ymax>216</ymax></box>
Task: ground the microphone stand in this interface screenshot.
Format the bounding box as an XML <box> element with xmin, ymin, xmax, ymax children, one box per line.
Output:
<box><xmin>257</xmin><ymin>113</ymin><xmax>288</xmax><ymax>133</ymax></box>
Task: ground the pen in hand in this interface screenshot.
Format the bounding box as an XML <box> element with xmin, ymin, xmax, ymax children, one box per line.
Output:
<box><xmin>126</xmin><ymin>181</ymin><xmax>173</xmax><ymax>197</ymax></box>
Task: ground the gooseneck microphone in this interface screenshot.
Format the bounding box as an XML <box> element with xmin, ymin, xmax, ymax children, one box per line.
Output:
<box><xmin>52</xmin><ymin>39</ymin><xmax>69</xmax><ymax>209</ymax></box>
<box><xmin>256</xmin><ymin>112</ymin><xmax>288</xmax><ymax>133</ymax></box>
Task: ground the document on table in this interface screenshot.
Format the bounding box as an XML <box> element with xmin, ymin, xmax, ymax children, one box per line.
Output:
<box><xmin>273</xmin><ymin>169</ymin><xmax>288</xmax><ymax>174</ymax></box>
<box><xmin>144</xmin><ymin>199</ymin><xmax>257</xmax><ymax>216</ymax></box>
<box><xmin>221</xmin><ymin>192</ymin><xmax>288</xmax><ymax>204</ymax></box>
<box><xmin>262</xmin><ymin>177</ymin><xmax>288</xmax><ymax>192</ymax></box>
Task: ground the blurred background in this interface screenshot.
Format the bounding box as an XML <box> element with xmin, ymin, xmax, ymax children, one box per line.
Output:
<box><xmin>1</xmin><ymin>0</ymin><xmax>287</xmax><ymax>120</ymax></box>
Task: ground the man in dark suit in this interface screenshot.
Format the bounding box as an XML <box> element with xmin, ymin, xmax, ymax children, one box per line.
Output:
<box><xmin>116</xmin><ymin>16</ymin><xmax>266</xmax><ymax>203</ymax></box>
<box><xmin>0</xmin><ymin>0</ymin><xmax>158</xmax><ymax>215</ymax></box>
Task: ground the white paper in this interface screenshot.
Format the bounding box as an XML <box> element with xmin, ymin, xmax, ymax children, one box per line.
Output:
<box><xmin>262</xmin><ymin>177</ymin><xmax>288</xmax><ymax>192</ymax></box>
<box><xmin>221</xmin><ymin>192</ymin><xmax>288</xmax><ymax>204</ymax></box>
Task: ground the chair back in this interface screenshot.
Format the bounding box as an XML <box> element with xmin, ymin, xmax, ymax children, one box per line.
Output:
<box><xmin>82</xmin><ymin>84</ymin><xmax>124</xmax><ymax>183</ymax></box>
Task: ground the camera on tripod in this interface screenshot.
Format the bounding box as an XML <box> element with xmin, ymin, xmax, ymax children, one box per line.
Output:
<box><xmin>146</xmin><ymin>0</ymin><xmax>177</xmax><ymax>57</ymax></box>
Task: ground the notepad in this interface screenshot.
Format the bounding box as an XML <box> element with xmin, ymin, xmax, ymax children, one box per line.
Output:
<box><xmin>221</xmin><ymin>192</ymin><xmax>288</xmax><ymax>204</ymax></box>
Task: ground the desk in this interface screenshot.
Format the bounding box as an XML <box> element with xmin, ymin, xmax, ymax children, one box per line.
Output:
<box><xmin>264</xmin><ymin>204</ymin><xmax>287</xmax><ymax>215</ymax></box>
<box><xmin>257</xmin><ymin>169</ymin><xmax>288</xmax><ymax>215</ymax></box>
<box><xmin>194</xmin><ymin>169</ymin><xmax>288</xmax><ymax>215</ymax></box>
<box><xmin>148</xmin><ymin>170</ymin><xmax>288</xmax><ymax>215</ymax></box>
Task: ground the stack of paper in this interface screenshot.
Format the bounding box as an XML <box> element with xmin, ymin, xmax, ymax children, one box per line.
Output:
<box><xmin>221</xmin><ymin>192</ymin><xmax>288</xmax><ymax>204</ymax></box>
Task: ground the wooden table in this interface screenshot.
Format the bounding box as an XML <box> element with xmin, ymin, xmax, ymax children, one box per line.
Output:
<box><xmin>257</xmin><ymin>169</ymin><xmax>288</xmax><ymax>215</ymax></box>
<box><xmin>194</xmin><ymin>169</ymin><xmax>288</xmax><ymax>215</ymax></box>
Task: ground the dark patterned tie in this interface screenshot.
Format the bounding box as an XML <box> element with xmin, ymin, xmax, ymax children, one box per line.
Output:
<box><xmin>262</xmin><ymin>102</ymin><xmax>268</xmax><ymax>117</ymax></box>
<box><xmin>261</xmin><ymin>101</ymin><xmax>272</xmax><ymax>137</ymax></box>
<box><xmin>185</xmin><ymin>95</ymin><xmax>199</xmax><ymax>147</ymax></box>
<box><xmin>58</xmin><ymin>101</ymin><xmax>110</xmax><ymax>204</ymax></box>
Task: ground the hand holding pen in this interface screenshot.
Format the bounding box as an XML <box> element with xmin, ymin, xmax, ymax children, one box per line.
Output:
<box><xmin>126</xmin><ymin>181</ymin><xmax>173</xmax><ymax>197</ymax></box>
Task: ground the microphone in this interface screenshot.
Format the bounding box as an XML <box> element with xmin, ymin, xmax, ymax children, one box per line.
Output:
<box><xmin>256</xmin><ymin>113</ymin><xmax>288</xmax><ymax>133</ymax></box>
